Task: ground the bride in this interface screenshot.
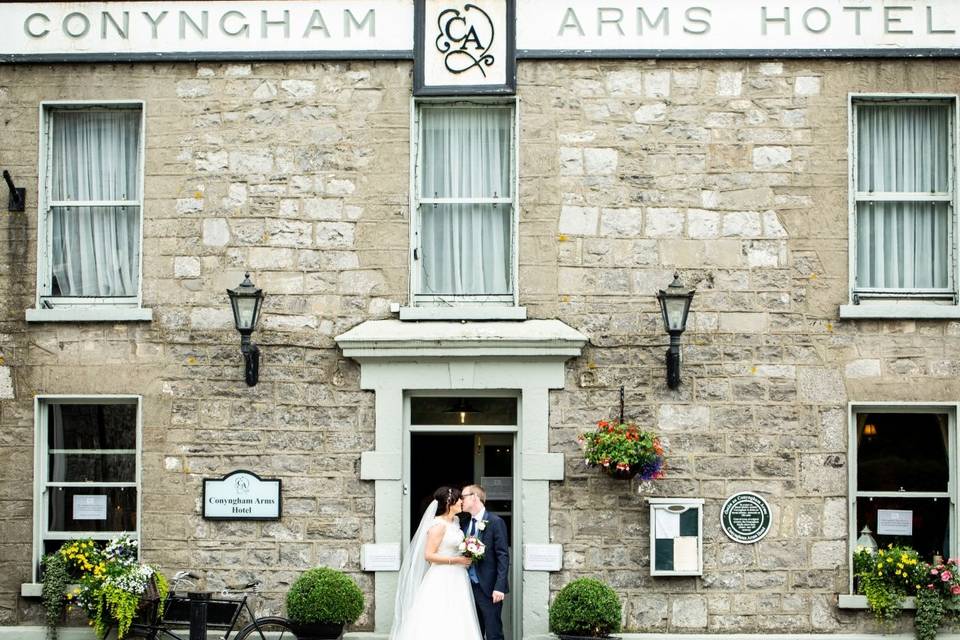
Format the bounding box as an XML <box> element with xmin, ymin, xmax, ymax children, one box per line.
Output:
<box><xmin>389</xmin><ymin>486</ymin><xmax>483</xmax><ymax>640</ymax></box>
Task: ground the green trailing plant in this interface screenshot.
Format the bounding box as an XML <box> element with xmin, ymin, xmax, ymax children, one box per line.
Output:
<box><xmin>854</xmin><ymin>545</ymin><xmax>921</xmax><ymax>628</ymax></box>
<box><xmin>286</xmin><ymin>567</ymin><xmax>364</xmax><ymax>625</ymax></box>
<box><xmin>854</xmin><ymin>544</ymin><xmax>960</xmax><ymax>640</ymax></box>
<box><xmin>548</xmin><ymin>577</ymin><xmax>622</xmax><ymax>638</ymax></box>
<box><xmin>915</xmin><ymin>587</ymin><xmax>945</xmax><ymax>640</ymax></box>
<box><xmin>52</xmin><ymin>535</ymin><xmax>168</xmax><ymax>640</ymax></box>
<box><xmin>41</xmin><ymin>552</ymin><xmax>71</xmax><ymax>640</ymax></box>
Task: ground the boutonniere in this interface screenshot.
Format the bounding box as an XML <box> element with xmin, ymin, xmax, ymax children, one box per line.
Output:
<box><xmin>477</xmin><ymin>520</ymin><xmax>489</xmax><ymax>532</ymax></box>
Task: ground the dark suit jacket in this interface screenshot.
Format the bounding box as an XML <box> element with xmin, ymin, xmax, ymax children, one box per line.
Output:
<box><xmin>462</xmin><ymin>510</ymin><xmax>510</xmax><ymax>596</ymax></box>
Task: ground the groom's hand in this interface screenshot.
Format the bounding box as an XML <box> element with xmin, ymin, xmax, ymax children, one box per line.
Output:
<box><xmin>492</xmin><ymin>590</ymin><xmax>505</xmax><ymax>604</ymax></box>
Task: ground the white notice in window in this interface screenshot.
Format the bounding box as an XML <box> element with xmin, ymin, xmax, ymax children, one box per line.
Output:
<box><xmin>877</xmin><ymin>509</ymin><xmax>913</xmax><ymax>536</ymax></box>
<box><xmin>73</xmin><ymin>495</ymin><xmax>107</xmax><ymax>520</ymax></box>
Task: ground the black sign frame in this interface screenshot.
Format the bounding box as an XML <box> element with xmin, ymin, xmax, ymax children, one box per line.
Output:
<box><xmin>202</xmin><ymin>469</ymin><xmax>282</xmax><ymax>521</ymax></box>
<box><xmin>414</xmin><ymin>0</ymin><xmax>516</xmax><ymax>96</ymax></box>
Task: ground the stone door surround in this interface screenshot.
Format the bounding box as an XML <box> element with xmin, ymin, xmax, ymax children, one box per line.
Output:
<box><xmin>336</xmin><ymin>319</ymin><xmax>587</xmax><ymax>638</ymax></box>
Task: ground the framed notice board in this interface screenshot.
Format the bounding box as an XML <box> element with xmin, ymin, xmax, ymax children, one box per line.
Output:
<box><xmin>647</xmin><ymin>498</ymin><xmax>704</xmax><ymax>577</ymax></box>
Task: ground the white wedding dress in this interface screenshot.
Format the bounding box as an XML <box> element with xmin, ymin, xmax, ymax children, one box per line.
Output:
<box><xmin>390</xmin><ymin>516</ymin><xmax>483</xmax><ymax>640</ymax></box>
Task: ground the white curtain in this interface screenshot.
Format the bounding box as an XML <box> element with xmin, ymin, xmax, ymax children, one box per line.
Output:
<box><xmin>50</xmin><ymin>109</ymin><xmax>141</xmax><ymax>297</ymax></box>
<box><xmin>420</xmin><ymin>107</ymin><xmax>512</xmax><ymax>295</ymax></box>
<box><xmin>856</xmin><ymin>104</ymin><xmax>950</xmax><ymax>289</ymax></box>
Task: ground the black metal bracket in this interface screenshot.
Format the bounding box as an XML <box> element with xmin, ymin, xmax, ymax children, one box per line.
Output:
<box><xmin>241</xmin><ymin>339</ymin><xmax>260</xmax><ymax>387</ymax></box>
<box><xmin>666</xmin><ymin>334</ymin><xmax>682</xmax><ymax>389</ymax></box>
<box><xmin>618</xmin><ymin>386</ymin><xmax>625</xmax><ymax>425</ymax></box>
<box><xmin>2</xmin><ymin>170</ymin><xmax>25</xmax><ymax>212</ymax></box>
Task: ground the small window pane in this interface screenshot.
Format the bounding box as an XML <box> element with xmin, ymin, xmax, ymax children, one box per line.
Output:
<box><xmin>48</xmin><ymin>453</ymin><xmax>135</xmax><ymax>483</ymax></box>
<box><xmin>856</xmin><ymin>497</ymin><xmax>950</xmax><ymax>562</ymax></box>
<box><xmin>857</xmin><ymin>413</ymin><xmax>949</xmax><ymax>492</ymax></box>
<box><xmin>421</xmin><ymin>107</ymin><xmax>512</xmax><ymax>199</ymax></box>
<box><xmin>857</xmin><ymin>103</ymin><xmax>950</xmax><ymax>193</ymax></box>
<box><xmin>47</xmin><ymin>486</ymin><xmax>138</xmax><ymax>532</ymax></box>
<box><xmin>47</xmin><ymin>404</ymin><xmax>137</xmax><ymax>450</ymax></box>
<box><xmin>855</xmin><ymin>202</ymin><xmax>950</xmax><ymax>289</ymax></box>
<box><xmin>50</xmin><ymin>206</ymin><xmax>141</xmax><ymax>297</ymax></box>
<box><xmin>421</xmin><ymin>204</ymin><xmax>511</xmax><ymax>295</ymax></box>
<box><xmin>51</xmin><ymin>109</ymin><xmax>141</xmax><ymax>201</ymax></box>
<box><xmin>411</xmin><ymin>397</ymin><xmax>517</xmax><ymax>426</ymax></box>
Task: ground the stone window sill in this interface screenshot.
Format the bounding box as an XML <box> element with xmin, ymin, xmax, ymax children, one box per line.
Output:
<box><xmin>399</xmin><ymin>306</ymin><xmax>527</xmax><ymax>321</ymax></box>
<box><xmin>839</xmin><ymin>593</ymin><xmax>960</xmax><ymax>611</ymax></box>
<box><xmin>26</xmin><ymin>307</ymin><xmax>153</xmax><ymax>323</ymax></box>
<box><xmin>22</xmin><ymin>582</ymin><xmax>82</xmax><ymax>597</ymax></box>
<box><xmin>839</xmin><ymin>303</ymin><xmax>960</xmax><ymax>320</ymax></box>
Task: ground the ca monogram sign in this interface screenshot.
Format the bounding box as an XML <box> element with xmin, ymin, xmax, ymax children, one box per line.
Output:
<box><xmin>436</xmin><ymin>5</ymin><xmax>495</xmax><ymax>76</ymax></box>
<box><xmin>416</xmin><ymin>0</ymin><xmax>515</xmax><ymax>95</ymax></box>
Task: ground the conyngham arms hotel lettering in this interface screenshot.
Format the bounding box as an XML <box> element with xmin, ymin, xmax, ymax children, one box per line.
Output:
<box><xmin>1</xmin><ymin>0</ymin><xmax>959</xmax><ymax>64</ymax></box>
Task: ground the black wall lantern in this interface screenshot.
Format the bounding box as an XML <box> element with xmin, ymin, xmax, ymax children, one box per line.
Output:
<box><xmin>656</xmin><ymin>272</ymin><xmax>696</xmax><ymax>389</ymax></box>
<box><xmin>227</xmin><ymin>273</ymin><xmax>265</xmax><ymax>387</ymax></box>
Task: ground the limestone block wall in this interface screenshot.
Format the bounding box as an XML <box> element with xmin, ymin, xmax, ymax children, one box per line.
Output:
<box><xmin>536</xmin><ymin>59</ymin><xmax>960</xmax><ymax>634</ymax></box>
<box><xmin>0</xmin><ymin>61</ymin><xmax>412</xmax><ymax>627</ymax></box>
<box><xmin>0</xmin><ymin>55</ymin><xmax>958</xmax><ymax>635</ymax></box>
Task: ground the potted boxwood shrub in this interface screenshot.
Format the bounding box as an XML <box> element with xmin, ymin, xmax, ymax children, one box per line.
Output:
<box><xmin>549</xmin><ymin>578</ymin><xmax>622</xmax><ymax>639</ymax></box>
<box><xmin>286</xmin><ymin>567</ymin><xmax>364</xmax><ymax>640</ymax></box>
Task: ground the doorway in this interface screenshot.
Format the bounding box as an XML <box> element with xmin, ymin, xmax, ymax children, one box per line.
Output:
<box><xmin>407</xmin><ymin>395</ymin><xmax>518</xmax><ymax>639</ymax></box>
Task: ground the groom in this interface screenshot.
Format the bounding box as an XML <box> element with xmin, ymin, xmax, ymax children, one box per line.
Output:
<box><xmin>461</xmin><ymin>484</ymin><xmax>509</xmax><ymax>640</ymax></box>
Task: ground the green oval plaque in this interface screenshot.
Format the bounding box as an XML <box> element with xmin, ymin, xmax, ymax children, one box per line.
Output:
<box><xmin>720</xmin><ymin>492</ymin><xmax>771</xmax><ymax>544</ymax></box>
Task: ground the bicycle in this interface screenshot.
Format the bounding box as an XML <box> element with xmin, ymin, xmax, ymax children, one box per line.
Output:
<box><xmin>128</xmin><ymin>570</ymin><xmax>299</xmax><ymax>640</ymax></box>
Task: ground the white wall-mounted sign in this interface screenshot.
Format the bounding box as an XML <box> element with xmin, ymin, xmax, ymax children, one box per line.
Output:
<box><xmin>2</xmin><ymin>0</ymin><xmax>959</xmax><ymax>62</ymax></box>
<box><xmin>203</xmin><ymin>470</ymin><xmax>281</xmax><ymax>520</ymax></box>
<box><xmin>415</xmin><ymin>0</ymin><xmax>515</xmax><ymax>95</ymax></box>
<box><xmin>877</xmin><ymin>509</ymin><xmax>914</xmax><ymax>536</ymax></box>
<box><xmin>73</xmin><ymin>495</ymin><xmax>107</xmax><ymax>520</ymax></box>
<box><xmin>517</xmin><ymin>0</ymin><xmax>960</xmax><ymax>54</ymax></box>
<box><xmin>0</xmin><ymin>1</ymin><xmax>411</xmax><ymax>60</ymax></box>
<box><xmin>362</xmin><ymin>543</ymin><xmax>402</xmax><ymax>571</ymax></box>
<box><xmin>523</xmin><ymin>543</ymin><xmax>563</xmax><ymax>571</ymax></box>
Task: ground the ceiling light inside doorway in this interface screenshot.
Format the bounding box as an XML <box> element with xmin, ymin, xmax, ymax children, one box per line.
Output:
<box><xmin>446</xmin><ymin>398</ymin><xmax>479</xmax><ymax>425</ymax></box>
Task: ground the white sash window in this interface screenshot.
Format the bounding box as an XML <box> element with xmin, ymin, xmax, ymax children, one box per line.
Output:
<box><xmin>412</xmin><ymin>102</ymin><xmax>518</xmax><ymax>308</ymax></box>
<box><xmin>35</xmin><ymin>102</ymin><xmax>145</xmax><ymax>314</ymax></box>
<box><xmin>852</xmin><ymin>98</ymin><xmax>955</xmax><ymax>299</ymax></box>
<box><xmin>33</xmin><ymin>397</ymin><xmax>141</xmax><ymax>580</ymax></box>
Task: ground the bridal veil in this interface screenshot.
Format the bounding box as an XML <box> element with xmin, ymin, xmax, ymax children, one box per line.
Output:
<box><xmin>388</xmin><ymin>499</ymin><xmax>438</xmax><ymax>639</ymax></box>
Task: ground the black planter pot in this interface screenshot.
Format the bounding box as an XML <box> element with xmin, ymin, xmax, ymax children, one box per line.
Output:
<box><xmin>606</xmin><ymin>464</ymin><xmax>640</xmax><ymax>480</ymax></box>
<box><xmin>290</xmin><ymin>622</ymin><xmax>344</xmax><ymax>640</ymax></box>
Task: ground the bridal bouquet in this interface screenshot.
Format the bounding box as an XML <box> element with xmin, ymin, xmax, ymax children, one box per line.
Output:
<box><xmin>459</xmin><ymin>536</ymin><xmax>486</xmax><ymax>563</ymax></box>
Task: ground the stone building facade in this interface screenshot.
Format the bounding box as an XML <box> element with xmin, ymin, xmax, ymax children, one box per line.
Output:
<box><xmin>2</xmin><ymin>2</ymin><xmax>960</xmax><ymax>638</ymax></box>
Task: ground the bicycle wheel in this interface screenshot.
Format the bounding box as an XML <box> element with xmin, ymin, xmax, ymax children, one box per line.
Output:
<box><xmin>234</xmin><ymin>616</ymin><xmax>299</xmax><ymax>640</ymax></box>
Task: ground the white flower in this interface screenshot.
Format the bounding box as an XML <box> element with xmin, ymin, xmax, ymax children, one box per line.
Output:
<box><xmin>477</xmin><ymin>520</ymin><xmax>488</xmax><ymax>531</ymax></box>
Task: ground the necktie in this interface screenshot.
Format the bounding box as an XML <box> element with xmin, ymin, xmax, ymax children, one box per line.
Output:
<box><xmin>468</xmin><ymin>518</ymin><xmax>480</xmax><ymax>584</ymax></box>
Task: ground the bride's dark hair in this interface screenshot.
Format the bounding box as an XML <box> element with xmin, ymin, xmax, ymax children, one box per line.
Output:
<box><xmin>434</xmin><ymin>486</ymin><xmax>461</xmax><ymax>515</ymax></box>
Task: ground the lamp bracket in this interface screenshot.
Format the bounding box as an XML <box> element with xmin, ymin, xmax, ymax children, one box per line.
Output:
<box><xmin>3</xmin><ymin>170</ymin><xmax>25</xmax><ymax>212</ymax></box>
<box><xmin>242</xmin><ymin>342</ymin><xmax>260</xmax><ymax>387</ymax></box>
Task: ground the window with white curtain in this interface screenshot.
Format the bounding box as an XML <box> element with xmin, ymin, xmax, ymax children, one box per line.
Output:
<box><xmin>33</xmin><ymin>397</ymin><xmax>140</xmax><ymax>579</ymax></box>
<box><xmin>852</xmin><ymin>98</ymin><xmax>955</xmax><ymax>299</ymax></box>
<box><xmin>413</xmin><ymin>102</ymin><xmax>516</xmax><ymax>304</ymax></box>
<box><xmin>38</xmin><ymin>103</ymin><xmax>144</xmax><ymax>305</ymax></box>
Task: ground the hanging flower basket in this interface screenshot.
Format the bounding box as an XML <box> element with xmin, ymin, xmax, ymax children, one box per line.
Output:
<box><xmin>578</xmin><ymin>420</ymin><xmax>666</xmax><ymax>481</ymax></box>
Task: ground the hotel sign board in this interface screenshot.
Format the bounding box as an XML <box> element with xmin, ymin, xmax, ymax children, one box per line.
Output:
<box><xmin>517</xmin><ymin>0</ymin><xmax>960</xmax><ymax>56</ymax></box>
<box><xmin>415</xmin><ymin>0</ymin><xmax>515</xmax><ymax>95</ymax></box>
<box><xmin>1</xmin><ymin>1</ymin><xmax>959</xmax><ymax>68</ymax></box>
<box><xmin>203</xmin><ymin>470</ymin><xmax>282</xmax><ymax>521</ymax></box>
